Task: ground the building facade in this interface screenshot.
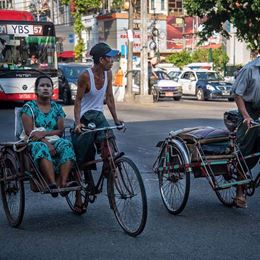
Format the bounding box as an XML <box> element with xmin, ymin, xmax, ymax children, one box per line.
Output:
<box><xmin>0</xmin><ymin>0</ymin><xmax>253</xmax><ymax>65</ymax></box>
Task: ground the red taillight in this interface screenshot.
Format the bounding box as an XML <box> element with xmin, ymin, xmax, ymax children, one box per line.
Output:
<box><xmin>52</xmin><ymin>88</ymin><xmax>59</xmax><ymax>100</ymax></box>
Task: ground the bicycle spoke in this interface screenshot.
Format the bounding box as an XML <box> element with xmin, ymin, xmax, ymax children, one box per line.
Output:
<box><xmin>157</xmin><ymin>143</ymin><xmax>190</xmax><ymax>215</ymax></box>
<box><xmin>108</xmin><ymin>157</ymin><xmax>147</xmax><ymax>236</ymax></box>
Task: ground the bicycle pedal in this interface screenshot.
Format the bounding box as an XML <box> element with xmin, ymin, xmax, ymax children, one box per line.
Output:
<box><xmin>113</xmin><ymin>152</ymin><xmax>125</xmax><ymax>160</ymax></box>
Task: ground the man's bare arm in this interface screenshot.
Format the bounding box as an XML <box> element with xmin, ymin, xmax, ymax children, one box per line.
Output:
<box><xmin>74</xmin><ymin>72</ymin><xmax>89</xmax><ymax>132</ymax></box>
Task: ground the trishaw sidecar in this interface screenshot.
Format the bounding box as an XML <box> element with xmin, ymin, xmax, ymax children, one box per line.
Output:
<box><xmin>153</xmin><ymin>111</ymin><xmax>260</xmax><ymax>215</ymax></box>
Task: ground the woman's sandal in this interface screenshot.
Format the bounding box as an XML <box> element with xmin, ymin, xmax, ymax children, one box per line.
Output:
<box><xmin>48</xmin><ymin>183</ymin><xmax>58</xmax><ymax>198</ymax></box>
<box><xmin>233</xmin><ymin>197</ymin><xmax>247</xmax><ymax>208</ymax></box>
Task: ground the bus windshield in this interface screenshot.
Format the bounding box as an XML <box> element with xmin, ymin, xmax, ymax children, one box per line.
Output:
<box><xmin>0</xmin><ymin>35</ymin><xmax>56</xmax><ymax>70</ymax></box>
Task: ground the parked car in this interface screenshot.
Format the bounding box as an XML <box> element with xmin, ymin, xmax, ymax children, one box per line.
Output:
<box><xmin>58</xmin><ymin>63</ymin><xmax>91</xmax><ymax>104</ymax></box>
<box><xmin>178</xmin><ymin>69</ymin><xmax>234</xmax><ymax>101</ymax></box>
<box><xmin>168</xmin><ymin>70</ymin><xmax>182</xmax><ymax>82</ymax></box>
<box><xmin>126</xmin><ymin>69</ymin><xmax>182</xmax><ymax>102</ymax></box>
<box><xmin>156</xmin><ymin>63</ymin><xmax>180</xmax><ymax>73</ymax></box>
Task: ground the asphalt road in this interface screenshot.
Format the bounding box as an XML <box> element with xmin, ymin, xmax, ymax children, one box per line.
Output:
<box><xmin>0</xmin><ymin>99</ymin><xmax>259</xmax><ymax>260</ymax></box>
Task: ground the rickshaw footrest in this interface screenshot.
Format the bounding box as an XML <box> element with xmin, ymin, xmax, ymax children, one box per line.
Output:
<box><xmin>216</xmin><ymin>179</ymin><xmax>251</xmax><ymax>189</ymax></box>
<box><xmin>43</xmin><ymin>186</ymin><xmax>81</xmax><ymax>194</ymax></box>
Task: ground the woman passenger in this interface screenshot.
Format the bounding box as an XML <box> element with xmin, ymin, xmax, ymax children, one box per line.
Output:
<box><xmin>21</xmin><ymin>75</ymin><xmax>85</xmax><ymax>213</ymax></box>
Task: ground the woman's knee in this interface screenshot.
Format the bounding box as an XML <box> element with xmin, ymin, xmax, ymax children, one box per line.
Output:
<box><xmin>30</xmin><ymin>142</ymin><xmax>51</xmax><ymax>157</ymax></box>
<box><xmin>56</xmin><ymin>138</ymin><xmax>72</xmax><ymax>148</ymax></box>
<box><xmin>55</xmin><ymin>139</ymin><xmax>75</xmax><ymax>158</ymax></box>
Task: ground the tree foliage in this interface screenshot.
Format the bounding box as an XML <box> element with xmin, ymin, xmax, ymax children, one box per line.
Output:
<box><xmin>165</xmin><ymin>50</ymin><xmax>192</xmax><ymax>68</ymax></box>
<box><xmin>61</xmin><ymin>0</ymin><xmax>101</xmax><ymax>60</ymax></box>
<box><xmin>191</xmin><ymin>48</ymin><xmax>229</xmax><ymax>71</ymax></box>
<box><xmin>111</xmin><ymin>0</ymin><xmax>124</xmax><ymax>11</ymax></box>
<box><xmin>184</xmin><ymin>0</ymin><xmax>260</xmax><ymax>51</ymax></box>
<box><xmin>212</xmin><ymin>47</ymin><xmax>229</xmax><ymax>71</ymax></box>
<box><xmin>166</xmin><ymin>48</ymin><xmax>229</xmax><ymax>71</ymax></box>
<box><xmin>191</xmin><ymin>48</ymin><xmax>208</xmax><ymax>62</ymax></box>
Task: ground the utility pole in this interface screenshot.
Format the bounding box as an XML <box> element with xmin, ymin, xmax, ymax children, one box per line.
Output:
<box><xmin>50</xmin><ymin>0</ymin><xmax>54</xmax><ymax>22</ymax></box>
<box><xmin>140</xmin><ymin>0</ymin><xmax>149</xmax><ymax>97</ymax></box>
<box><xmin>125</xmin><ymin>0</ymin><xmax>134</xmax><ymax>102</ymax></box>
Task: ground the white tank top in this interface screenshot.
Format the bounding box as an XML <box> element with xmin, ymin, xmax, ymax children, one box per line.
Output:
<box><xmin>80</xmin><ymin>68</ymin><xmax>108</xmax><ymax>118</ymax></box>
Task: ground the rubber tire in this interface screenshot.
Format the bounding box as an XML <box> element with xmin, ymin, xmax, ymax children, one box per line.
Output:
<box><xmin>107</xmin><ymin>157</ymin><xmax>147</xmax><ymax>237</ymax></box>
<box><xmin>62</xmin><ymin>88</ymin><xmax>72</xmax><ymax>105</ymax></box>
<box><xmin>212</xmin><ymin>164</ymin><xmax>237</xmax><ymax>207</ymax></box>
<box><xmin>152</xmin><ymin>89</ymin><xmax>160</xmax><ymax>102</ymax></box>
<box><xmin>196</xmin><ymin>88</ymin><xmax>205</xmax><ymax>101</ymax></box>
<box><xmin>173</xmin><ymin>96</ymin><xmax>181</xmax><ymax>101</ymax></box>
<box><xmin>158</xmin><ymin>143</ymin><xmax>190</xmax><ymax>215</ymax></box>
<box><xmin>1</xmin><ymin>149</ymin><xmax>25</xmax><ymax>227</ymax></box>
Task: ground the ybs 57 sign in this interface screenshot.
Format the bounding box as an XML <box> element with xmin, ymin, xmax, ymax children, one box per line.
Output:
<box><xmin>0</xmin><ymin>25</ymin><xmax>43</xmax><ymax>36</ymax></box>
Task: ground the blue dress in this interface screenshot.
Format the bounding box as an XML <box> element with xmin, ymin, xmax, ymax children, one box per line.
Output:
<box><xmin>21</xmin><ymin>100</ymin><xmax>76</xmax><ymax>173</ymax></box>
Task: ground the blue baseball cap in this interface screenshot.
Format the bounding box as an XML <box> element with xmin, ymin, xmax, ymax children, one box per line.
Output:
<box><xmin>90</xmin><ymin>43</ymin><xmax>120</xmax><ymax>59</ymax></box>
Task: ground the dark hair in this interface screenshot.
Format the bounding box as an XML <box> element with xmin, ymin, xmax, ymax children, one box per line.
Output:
<box><xmin>35</xmin><ymin>75</ymin><xmax>53</xmax><ymax>93</ymax></box>
<box><xmin>93</xmin><ymin>55</ymin><xmax>107</xmax><ymax>65</ymax></box>
<box><xmin>93</xmin><ymin>55</ymin><xmax>101</xmax><ymax>65</ymax></box>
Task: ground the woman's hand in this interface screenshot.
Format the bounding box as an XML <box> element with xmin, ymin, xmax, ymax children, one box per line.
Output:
<box><xmin>47</xmin><ymin>142</ymin><xmax>56</xmax><ymax>156</ymax></box>
<box><xmin>30</xmin><ymin>131</ymin><xmax>46</xmax><ymax>141</ymax></box>
<box><xmin>74</xmin><ymin>123</ymin><xmax>85</xmax><ymax>134</ymax></box>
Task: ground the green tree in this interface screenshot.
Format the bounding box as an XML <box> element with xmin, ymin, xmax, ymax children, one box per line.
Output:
<box><xmin>191</xmin><ymin>48</ymin><xmax>208</xmax><ymax>62</ymax></box>
<box><xmin>165</xmin><ymin>50</ymin><xmax>192</xmax><ymax>68</ymax></box>
<box><xmin>212</xmin><ymin>47</ymin><xmax>229</xmax><ymax>71</ymax></box>
<box><xmin>191</xmin><ymin>47</ymin><xmax>229</xmax><ymax>71</ymax></box>
<box><xmin>61</xmin><ymin>0</ymin><xmax>101</xmax><ymax>60</ymax></box>
<box><xmin>111</xmin><ymin>0</ymin><xmax>124</xmax><ymax>11</ymax></box>
<box><xmin>184</xmin><ymin>0</ymin><xmax>260</xmax><ymax>51</ymax></box>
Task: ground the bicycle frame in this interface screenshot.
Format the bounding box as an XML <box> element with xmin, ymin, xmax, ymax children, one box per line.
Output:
<box><xmin>0</xmin><ymin>123</ymin><xmax>147</xmax><ymax>236</ymax></box>
<box><xmin>78</xmin><ymin>125</ymin><xmax>125</xmax><ymax>201</ymax></box>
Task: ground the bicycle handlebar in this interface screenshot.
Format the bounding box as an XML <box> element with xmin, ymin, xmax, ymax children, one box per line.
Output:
<box><xmin>80</xmin><ymin>123</ymin><xmax>126</xmax><ymax>134</ymax></box>
<box><xmin>250</xmin><ymin>120</ymin><xmax>260</xmax><ymax>126</ymax></box>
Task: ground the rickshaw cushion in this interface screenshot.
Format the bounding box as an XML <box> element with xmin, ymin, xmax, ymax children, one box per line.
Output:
<box><xmin>178</xmin><ymin>127</ymin><xmax>231</xmax><ymax>161</ymax></box>
<box><xmin>178</xmin><ymin>127</ymin><xmax>230</xmax><ymax>143</ymax></box>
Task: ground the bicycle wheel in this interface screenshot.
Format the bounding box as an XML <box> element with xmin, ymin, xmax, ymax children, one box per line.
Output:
<box><xmin>158</xmin><ymin>142</ymin><xmax>190</xmax><ymax>215</ymax></box>
<box><xmin>214</xmin><ymin>173</ymin><xmax>237</xmax><ymax>207</ymax></box>
<box><xmin>65</xmin><ymin>169</ymin><xmax>87</xmax><ymax>215</ymax></box>
<box><xmin>0</xmin><ymin>149</ymin><xmax>25</xmax><ymax>227</ymax></box>
<box><xmin>107</xmin><ymin>157</ymin><xmax>147</xmax><ymax>237</ymax></box>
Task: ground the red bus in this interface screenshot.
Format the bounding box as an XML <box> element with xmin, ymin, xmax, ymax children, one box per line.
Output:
<box><xmin>0</xmin><ymin>10</ymin><xmax>34</xmax><ymax>21</ymax></box>
<box><xmin>0</xmin><ymin>10</ymin><xmax>58</xmax><ymax>102</ymax></box>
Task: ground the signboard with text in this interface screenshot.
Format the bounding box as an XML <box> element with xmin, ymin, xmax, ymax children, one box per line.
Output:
<box><xmin>0</xmin><ymin>24</ymin><xmax>43</xmax><ymax>36</ymax></box>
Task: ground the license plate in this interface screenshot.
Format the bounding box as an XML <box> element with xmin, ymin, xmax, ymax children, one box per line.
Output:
<box><xmin>19</xmin><ymin>94</ymin><xmax>32</xmax><ymax>99</ymax></box>
<box><xmin>165</xmin><ymin>92</ymin><xmax>173</xmax><ymax>97</ymax></box>
<box><xmin>222</xmin><ymin>91</ymin><xmax>230</xmax><ymax>95</ymax></box>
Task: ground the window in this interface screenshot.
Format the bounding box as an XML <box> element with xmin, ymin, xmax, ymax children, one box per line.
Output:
<box><xmin>151</xmin><ymin>0</ymin><xmax>155</xmax><ymax>10</ymax></box>
<box><xmin>189</xmin><ymin>73</ymin><xmax>196</xmax><ymax>81</ymax></box>
<box><xmin>161</xmin><ymin>0</ymin><xmax>165</xmax><ymax>10</ymax></box>
<box><xmin>182</xmin><ymin>72</ymin><xmax>190</xmax><ymax>79</ymax></box>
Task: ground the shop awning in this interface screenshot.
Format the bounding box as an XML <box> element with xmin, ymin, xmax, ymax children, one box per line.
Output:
<box><xmin>57</xmin><ymin>51</ymin><xmax>75</xmax><ymax>58</ymax></box>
